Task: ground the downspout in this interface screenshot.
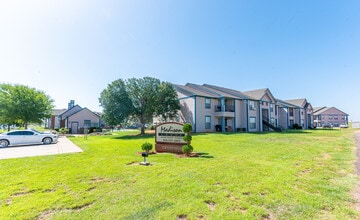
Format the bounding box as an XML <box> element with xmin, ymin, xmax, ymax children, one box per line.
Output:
<box><xmin>304</xmin><ymin>107</ymin><xmax>307</xmax><ymax>129</ymax></box>
<box><xmin>246</xmin><ymin>99</ymin><xmax>249</xmax><ymax>131</ymax></box>
<box><xmin>287</xmin><ymin>107</ymin><xmax>289</xmax><ymax>129</ymax></box>
<box><xmin>194</xmin><ymin>96</ymin><xmax>197</xmax><ymax>133</ymax></box>
<box><xmin>258</xmin><ymin>101</ymin><xmax>261</xmax><ymax>132</ymax></box>
<box><xmin>233</xmin><ymin>99</ymin><xmax>236</xmax><ymax>132</ymax></box>
<box><xmin>277</xmin><ymin>106</ymin><xmax>280</xmax><ymax>127</ymax></box>
<box><xmin>268</xmin><ymin>105</ymin><xmax>270</xmax><ymax>131</ymax></box>
<box><xmin>221</xmin><ymin>97</ymin><xmax>225</xmax><ymax>132</ymax></box>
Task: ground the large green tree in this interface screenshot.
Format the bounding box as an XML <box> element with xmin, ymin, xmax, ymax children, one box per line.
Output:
<box><xmin>99</xmin><ymin>77</ymin><xmax>180</xmax><ymax>135</ymax></box>
<box><xmin>0</xmin><ymin>84</ymin><xmax>54</xmax><ymax>129</ymax></box>
<box><xmin>98</xmin><ymin>79</ymin><xmax>134</xmax><ymax>126</ymax></box>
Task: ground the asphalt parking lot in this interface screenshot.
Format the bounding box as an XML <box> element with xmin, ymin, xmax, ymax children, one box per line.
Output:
<box><xmin>0</xmin><ymin>136</ymin><xmax>83</xmax><ymax>160</ymax></box>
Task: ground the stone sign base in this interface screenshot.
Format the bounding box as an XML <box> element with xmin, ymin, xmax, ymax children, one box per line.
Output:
<box><xmin>155</xmin><ymin>143</ymin><xmax>184</xmax><ymax>154</ymax></box>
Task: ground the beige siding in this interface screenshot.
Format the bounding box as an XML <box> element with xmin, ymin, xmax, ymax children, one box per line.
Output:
<box><xmin>195</xmin><ymin>97</ymin><xmax>209</xmax><ymax>132</ymax></box>
<box><xmin>278</xmin><ymin>108</ymin><xmax>288</xmax><ymax>129</ymax></box>
<box><xmin>235</xmin><ymin>100</ymin><xmax>247</xmax><ymax>130</ymax></box>
<box><xmin>68</xmin><ymin>109</ymin><xmax>100</xmax><ymax>129</ymax></box>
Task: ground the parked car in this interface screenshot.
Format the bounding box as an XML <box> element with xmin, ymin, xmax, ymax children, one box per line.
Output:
<box><xmin>323</xmin><ymin>124</ymin><xmax>333</xmax><ymax>128</ymax></box>
<box><xmin>340</xmin><ymin>123</ymin><xmax>349</xmax><ymax>128</ymax></box>
<box><xmin>0</xmin><ymin>129</ymin><xmax>58</xmax><ymax>148</ymax></box>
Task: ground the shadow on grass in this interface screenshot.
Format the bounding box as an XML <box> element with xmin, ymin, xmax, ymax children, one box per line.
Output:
<box><xmin>197</xmin><ymin>152</ymin><xmax>214</xmax><ymax>159</ymax></box>
<box><xmin>123</xmin><ymin>201</ymin><xmax>173</xmax><ymax>220</ymax></box>
<box><xmin>228</xmin><ymin>130</ymin><xmax>313</xmax><ymax>135</ymax></box>
<box><xmin>112</xmin><ymin>134</ymin><xmax>155</xmax><ymax>140</ymax></box>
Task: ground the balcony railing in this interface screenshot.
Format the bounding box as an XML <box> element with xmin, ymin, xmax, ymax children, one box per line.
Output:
<box><xmin>214</xmin><ymin>105</ymin><xmax>235</xmax><ymax>112</ymax></box>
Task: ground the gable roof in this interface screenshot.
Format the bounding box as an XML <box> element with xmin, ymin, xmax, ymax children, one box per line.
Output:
<box><xmin>173</xmin><ymin>84</ymin><xmax>218</xmax><ymax>98</ymax></box>
<box><xmin>67</xmin><ymin>107</ymin><xmax>101</xmax><ymax>119</ymax></box>
<box><xmin>313</xmin><ymin>107</ymin><xmax>348</xmax><ymax>116</ymax></box>
<box><xmin>59</xmin><ymin>105</ymin><xmax>83</xmax><ymax>119</ymax></box>
<box><xmin>285</xmin><ymin>99</ymin><xmax>305</xmax><ymax>107</ymax></box>
<box><xmin>203</xmin><ymin>84</ymin><xmax>248</xmax><ymax>99</ymax></box>
<box><xmin>52</xmin><ymin>108</ymin><xmax>67</xmax><ymax>116</ymax></box>
<box><xmin>276</xmin><ymin>99</ymin><xmax>298</xmax><ymax>108</ymax></box>
<box><xmin>313</xmin><ymin>106</ymin><xmax>327</xmax><ymax>113</ymax></box>
<box><xmin>243</xmin><ymin>88</ymin><xmax>276</xmax><ymax>102</ymax></box>
<box><xmin>284</xmin><ymin>98</ymin><xmax>309</xmax><ymax>108</ymax></box>
<box><xmin>186</xmin><ymin>83</ymin><xmax>224</xmax><ymax>97</ymax></box>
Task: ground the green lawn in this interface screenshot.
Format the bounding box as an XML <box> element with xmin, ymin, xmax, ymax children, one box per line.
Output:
<box><xmin>0</xmin><ymin>129</ymin><xmax>359</xmax><ymax>219</ymax></box>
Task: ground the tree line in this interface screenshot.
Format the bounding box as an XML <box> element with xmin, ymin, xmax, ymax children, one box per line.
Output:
<box><xmin>0</xmin><ymin>84</ymin><xmax>54</xmax><ymax>130</ymax></box>
<box><xmin>1</xmin><ymin>77</ymin><xmax>181</xmax><ymax>134</ymax></box>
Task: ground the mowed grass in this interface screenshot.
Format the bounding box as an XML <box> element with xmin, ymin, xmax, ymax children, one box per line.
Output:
<box><xmin>0</xmin><ymin>129</ymin><xmax>359</xmax><ymax>219</ymax></box>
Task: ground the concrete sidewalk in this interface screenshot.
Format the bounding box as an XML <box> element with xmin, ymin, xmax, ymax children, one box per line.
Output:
<box><xmin>0</xmin><ymin>136</ymin><xmax>83</xmax><ymax>160</ymax></box>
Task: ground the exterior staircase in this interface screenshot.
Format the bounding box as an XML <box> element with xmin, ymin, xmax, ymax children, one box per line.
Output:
<box><xmin>262</xmin><ymin>116</ymin><xmax>282</xmax><ymax>132</ymax></box>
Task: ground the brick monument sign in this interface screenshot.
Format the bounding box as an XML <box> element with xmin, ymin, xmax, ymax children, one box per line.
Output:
<box><xmin>155</xmin><ymin>122</ymin><xmax>186</xmax><ymax>153</ymax></box>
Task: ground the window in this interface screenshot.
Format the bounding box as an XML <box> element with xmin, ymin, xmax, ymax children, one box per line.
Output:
<box><xmin>205</xmin><ymin>98</ymin><xmax>211</xmax><ymax>109</ymax></box>
<box><xmin>270</xmin><ymin>104</ymin><xmax>274</xmax><ymax>112</ymax></box>
<box><xmin>334</xmin><ymin>115</ymin><xmax>338</xmax><ymax>120</ymax></box>
<box><xmin>84</xmin><ymin>120</ymin><xmax>91</xmax><ymax>128</ymax></box>
<box><xmin>23</xmin><ymin>131</ymin><xmax>34</xmax><ymax>135</ymax></box>
<box><xmin>289</xmin><ymin>108</ymin><xmax>294</xmax><ymax>117</ymax></box>
<box><xmin>205</xmin><ymin>116</ymin><xmax>211</xmax><ymax>129</ymax></box>
<box><xmin>249</xmin><ymin>101</ymin><xmax>256</xmax><ymax>111</ymax></box>
<box><xmin>328</xmin><ymin>115</ymin><xmax>333</xmax><ymax>120</ymax></box>
<box><xmin>249</xmin><ymin>117</ymin><xmax>256</xmax><ymax>129</ymax></box>
<box><xmin>8</xmin><ymin>131</ymin><xmax>23</xmax><ymax>135</ymax></box>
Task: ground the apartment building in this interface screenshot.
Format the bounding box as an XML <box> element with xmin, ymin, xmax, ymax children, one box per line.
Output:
<box><xmin>173</xmin><ymin>83</ymin><xmax>282</xmax><ymax>133</ymax></box>
<box><xmin>313</xmin><ymin>107</ymin><xmax>348</xmax><ymax>127</ymax></box>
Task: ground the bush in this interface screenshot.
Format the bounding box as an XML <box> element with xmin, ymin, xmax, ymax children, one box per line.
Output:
<box><xmin>182</xmin><ymin>123</ymin><xmax>194</xmax><ymax>156</ymax></box>
<box><xmin>89</xmin><ymin>127</ymin><xmax>102</xmax><ymax>133</ymax></box>
<box><xmin>141</xmin><ymin>142</ymin><xmax>153</xmax><ymax>153</ymax></box>
<box><xmin>183</xmin><ymin>134</ymin><xmax>192</xmax><ymax>143</ymax></box>
<box><xmin>292</xmin><ymin>124</ymin><xmax>302</xmax><ymax>130</ymax></box>
<box><xmin>149</xmin><ymin>124</ymin><xmax>155</xmax><ymax>130</ymax></box>
<box><xmin>183</xmin><ymin>123</ymin><xmax>193</xmax><ymax>133</ymax></box>
<box><xmin>59</xmin><ymin>127</ymin><xmax>69</xmax><ymax>134</ymax></box>
<box><xmin>182</xmin><ymin>144</ymin><xmax>193</xmax><ymax>155</ymax></box>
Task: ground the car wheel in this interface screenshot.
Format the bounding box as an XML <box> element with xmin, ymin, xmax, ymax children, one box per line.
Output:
<box><xmin>43</xmin><ymin>137</ymin><xmax>52</xmax><ymax>145</ymax></box>
<box><xmin>0</xmin><ymin>139</ymin><xmax>9</xmax><ymax>148</ymax></box>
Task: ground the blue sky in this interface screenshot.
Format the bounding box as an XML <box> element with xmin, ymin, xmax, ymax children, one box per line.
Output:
<box><xmin>1</xmin><ymin>0</ymin><xmax>359</xmax><ymax>121</ymax></box>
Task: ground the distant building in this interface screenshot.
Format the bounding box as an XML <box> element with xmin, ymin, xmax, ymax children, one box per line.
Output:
<box><xmin>352</xmin><ymin>122</ymin><xmax>360</xmax><ymax>129</ymax></box>
<box><xmin>49</xmin><ymin>100</ymin><xmax>104</xmax><ymax>134</ymax></box>
<box><xmin>277</xmin><ymin>98</ymin><xmax>313</xmax><ymax>129</ymax></box>
<box><xmin>46</xmin><ymin>108</ymin><xmax>67</xmax><ymax>129</ymax></box>
<box><xmin>313</xmin><ymin>107</ymin><xmax>349</xmax><ymax>127</ymax></box>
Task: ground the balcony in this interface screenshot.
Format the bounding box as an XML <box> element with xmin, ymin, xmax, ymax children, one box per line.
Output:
<box><xmin>214</xmin><ymin>105</ymin><xmax>235</xmax><ymax>117</ymax></box>
<box><xmin>214</xmin><ymin>105</ymin><xmax>234</xmax><ymax>112</ymax></box>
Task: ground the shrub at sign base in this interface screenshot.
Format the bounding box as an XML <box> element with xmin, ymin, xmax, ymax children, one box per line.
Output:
<box><xmin>182</xmin><ymin>123</ymin><xmax>193</xmax><ymax>155</ymax></box>
<box><xmin>141</xmin><ymin>142</ymin><xmax>153</xmax><ymax>153</ymax></box>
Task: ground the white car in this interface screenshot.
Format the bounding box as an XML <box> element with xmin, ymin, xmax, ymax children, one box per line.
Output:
<box><xmin>0</xmin><ymin>129</ymin><xmax>58</xmax><ymax>148</ymax></box>
<box><xmin>340</xmin><ymin>124</ymin><xmax>349</xmax><ymax>128</ymax></box>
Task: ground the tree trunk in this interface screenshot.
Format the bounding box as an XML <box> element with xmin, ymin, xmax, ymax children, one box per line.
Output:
<box><xmin>140</xmin><ymin>116</ymin><xmax>145</xmax><ymax>135</ymax></box>
<box><xmin>141</xmin><ymin>124</ymin><xmax>145</xmax><ymax>135</ymax></box>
